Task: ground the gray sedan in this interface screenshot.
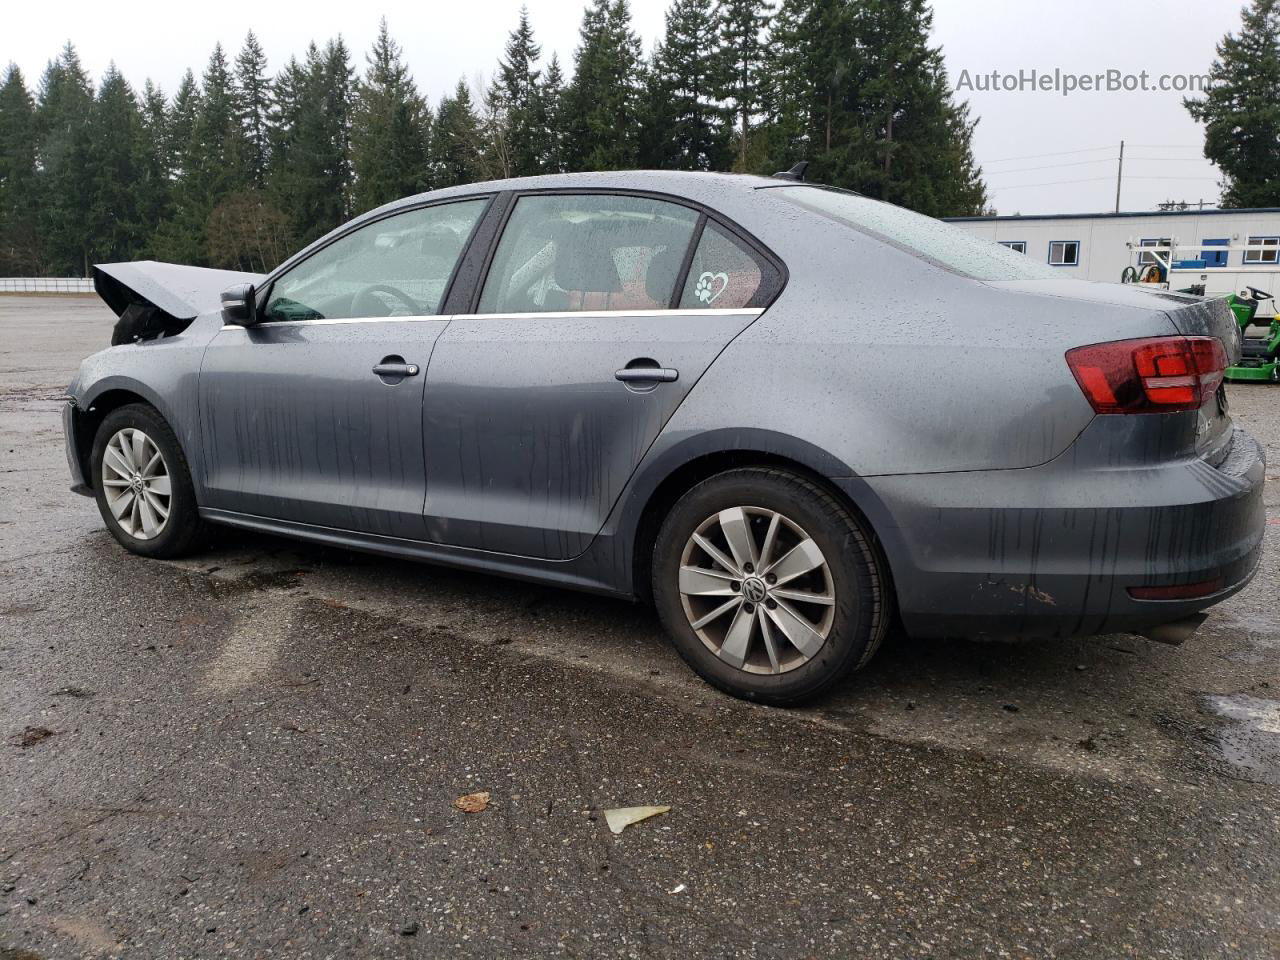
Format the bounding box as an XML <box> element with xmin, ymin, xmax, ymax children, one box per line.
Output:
<box><xmin>64</xmin><ymin>171</ymin><xmax>1266</xmax><ymax>704</ymax></box>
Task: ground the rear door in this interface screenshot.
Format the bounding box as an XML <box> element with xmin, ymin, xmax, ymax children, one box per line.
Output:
<box><xmin>421</xmin><ymin>191</ymin><xmax>782</xmax><ymax>559</ymax></box>
<box><xmin>199</xmin><ymin>197</ymin><xmax>489</xmax><ymax>537</ymax></box>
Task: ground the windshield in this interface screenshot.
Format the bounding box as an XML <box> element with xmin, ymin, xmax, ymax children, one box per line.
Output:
<box><xmin>773</xmin><ymin>186</ymin><xmax>1059</xmax><ymax>281</ymax></box>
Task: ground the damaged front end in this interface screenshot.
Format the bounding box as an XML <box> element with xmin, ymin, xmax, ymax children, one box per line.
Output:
<box><xmin>94</xmin><ymin>261</ymin><xmax>263</xmax><ymax>345</ymax></box>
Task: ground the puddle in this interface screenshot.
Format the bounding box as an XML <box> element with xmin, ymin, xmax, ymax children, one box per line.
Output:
<box><xmin>1202</xmin><ymin>694</ymin><xmax>1280</xmax><ymax>785</ymax></box>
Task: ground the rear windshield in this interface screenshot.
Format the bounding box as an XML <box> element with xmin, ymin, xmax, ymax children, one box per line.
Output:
<box><xmin>773</xmin><ymin>185</ymin><xmax>1059</xmax><ymax>281</ymax></box>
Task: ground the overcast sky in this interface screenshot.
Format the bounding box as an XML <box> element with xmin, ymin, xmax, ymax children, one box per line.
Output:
<box><xmin>3</xmin><ymin>0</ymin><xmax>1244</xmax><ymax>215</ymax></box>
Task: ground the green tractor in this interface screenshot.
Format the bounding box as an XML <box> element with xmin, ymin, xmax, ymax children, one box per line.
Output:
<box><xmin>1223</xmin><ymin>286</ymin><xmax>1279</xmax><ymax>382</ymax></box>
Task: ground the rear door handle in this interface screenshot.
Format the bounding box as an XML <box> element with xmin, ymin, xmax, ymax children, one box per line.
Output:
<box><xmin>615</xmin><ymin>366</ymin><xmax>678</xmax><ymax>383</ymax></box>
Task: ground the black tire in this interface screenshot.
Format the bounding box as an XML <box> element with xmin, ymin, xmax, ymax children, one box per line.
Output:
<box><xmin>90</xmin><ymin>403</ymin><xmax>209</xmax><ymax>559</ymax></box>
<box><xmin>652</xmin><ymin>467</ymin><xmax>892</xmax><ymax>706</ymax></box>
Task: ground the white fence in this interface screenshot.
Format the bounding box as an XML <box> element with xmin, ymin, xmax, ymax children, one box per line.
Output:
<box><xmin>0</xmin><ymin>277</ymin><xmax>95</xmax><ymax>293</ymax></box>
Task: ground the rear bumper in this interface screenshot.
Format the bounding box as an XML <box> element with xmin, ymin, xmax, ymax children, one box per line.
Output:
<box><xmin>62</xmin><ymin>400</ymin><xmax>93</xmax><ymax>497</ymax></box>
<box><xmin>840</xmin><ymin>426</ymin><xmax>1266</xmax><ymax>640</ymax></box>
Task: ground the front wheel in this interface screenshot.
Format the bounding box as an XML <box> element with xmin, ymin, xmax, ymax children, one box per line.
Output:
<box><xmin>652</xmin><ymin>468</ymin><xmax>893</xmax><ymax>706</ymax></box>
<box><xmin>91</xmin><ymin>403</ymin><xmax>209</xmax><ymax>558</ymax></box>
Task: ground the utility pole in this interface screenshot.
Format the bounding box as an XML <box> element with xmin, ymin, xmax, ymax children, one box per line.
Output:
<box><xmin>1114</xmin><ymin>140</ymin><xmax>1124</xmax><ymax>213</ymax></box>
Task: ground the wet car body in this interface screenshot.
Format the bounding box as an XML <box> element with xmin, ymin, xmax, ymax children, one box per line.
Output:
<box><xmin>64</xmin><ymin>171</ymin><xmax>1265</xmax><ymax>663</ymax></box>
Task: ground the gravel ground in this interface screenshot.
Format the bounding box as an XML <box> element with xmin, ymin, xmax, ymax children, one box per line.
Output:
<box><xmin>1</xmin><ymin>294</ymin><xmax>1278</xmax><ymax>958</ymax></box>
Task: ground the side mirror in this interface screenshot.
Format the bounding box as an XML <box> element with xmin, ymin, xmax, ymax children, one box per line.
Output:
<box><xmin>220</xmin><ymin>283</ymin><xmax>257</xmax><ymax>326</ymax></box>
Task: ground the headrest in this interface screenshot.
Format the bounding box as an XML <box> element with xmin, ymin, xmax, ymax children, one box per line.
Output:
<box><xmin>645</xmin><ymin>246</ymin><xmax>683</xmax><ymax>304</ymax></box>
<box><xmin>553</xmin><ymin>221</ymin><xmax>622</xmax><ymax>294</ymax></box>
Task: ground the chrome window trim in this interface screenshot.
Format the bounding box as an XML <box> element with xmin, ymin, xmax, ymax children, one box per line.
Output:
<box><xmin>220</xmin><ymin>306</ymin><xmax>765</xmax><ymax>330</ymax></box>
<box><xmin>221</xmin><ymin>315</ymin><xmax>446</xmax><ymax>330</ymax></box>
<box><xmin>450</xmin><ymin>307</ymin><xmax>765</xmax><ymax>321</ymax></box>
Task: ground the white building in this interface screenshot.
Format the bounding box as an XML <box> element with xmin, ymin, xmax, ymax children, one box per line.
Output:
<box><xmin>946</xmin><ymin>207</ymin><xmax>1280</xmax><ymax>317</ymax></box>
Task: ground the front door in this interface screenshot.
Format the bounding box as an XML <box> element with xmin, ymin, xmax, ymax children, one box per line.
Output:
<box><xmin>199</xmin><ymin>197</ymin><xmax>489</xmax><ymax>538</ymax></box>
<box><xmin>421</xmin><ymin>192</ymin><xmax>781</xmax><ymax>559</ymax></box>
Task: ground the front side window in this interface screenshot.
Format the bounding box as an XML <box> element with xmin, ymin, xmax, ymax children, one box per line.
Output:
<box><xmin>1048</xmin><ymin>240</ymin><xmax>1080</xmax><ymax>266</ymax></box>
<box><xmin>1244</xmin><ymin>236</ymin><xmax>1279</xmax><ymax>264</ymax></box>
<box><xmin>264</xmin><ymin>198</ymin><xmax>488</xmax><ymax>321</ymax></box>
<box><xmin>678</xmin><ymin>222</ymin><xmax>780</xmax><ymax>309</ymax></box>
<box><xmin>478</xmin><ymin>194</ymin><xmax>698</xmax><ymax>314</ymax></box>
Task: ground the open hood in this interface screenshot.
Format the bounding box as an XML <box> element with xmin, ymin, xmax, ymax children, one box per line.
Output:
<box><xmin>93</xmin><ymin>261</ymin><xmax>264</xmax><ymax>321</ymax></box>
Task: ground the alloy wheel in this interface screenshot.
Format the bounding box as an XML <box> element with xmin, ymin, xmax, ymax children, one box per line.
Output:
<box><xmin>677</xmin><ymin>506</ymin><xmax>836</xmax><ymax>674</ymax></box>
<box><xmin>101</xmin><ymin>427</ymin><xmax>171</xmax><ymax>541</ymax></box>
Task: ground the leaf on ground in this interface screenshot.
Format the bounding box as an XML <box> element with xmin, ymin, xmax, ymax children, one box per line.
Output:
<box><xmin>603</xmin><ymin>805</ymin><xmax>671</xmax><ymax>835</ymax></box>
<box><xmin>454</xmin><ymin>791</ymin><xmax>491</xmax><ymax>813</ymax></box>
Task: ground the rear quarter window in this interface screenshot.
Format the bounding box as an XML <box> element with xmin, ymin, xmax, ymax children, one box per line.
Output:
<box><xmin>773</xmin><ymin>186</ymin><xmax>1059</xmax><ymax>282</ymax></box>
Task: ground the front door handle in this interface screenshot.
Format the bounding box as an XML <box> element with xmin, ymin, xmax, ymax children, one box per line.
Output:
<box><xmin>372</xmin><ymin>357</ymin><xmax>420</xmax><ymax>380</ymax></box>
<box><xmin>615</xmin><ymin>365</ymin><xmax>678</xmax><ymax>383</ymax></box>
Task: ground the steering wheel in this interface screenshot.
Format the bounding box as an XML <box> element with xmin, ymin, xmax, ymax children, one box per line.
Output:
<box><xmin>351</xmin><ymin>283</ymin><xmax>421</xmax><ymax>317</ymax></box>
<box><xmin>1245</xmin><ymin>285</ymin><xmax>1273</xmax><ymax>302</ymax></box>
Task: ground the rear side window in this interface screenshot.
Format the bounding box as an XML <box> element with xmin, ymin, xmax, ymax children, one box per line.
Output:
<box><xmin>264</xmin><ymin>198</ymin><xmax>487</xmax><ymax>321</ymax></box>
<box><xmin>678</xmin><ymin>222</ymin><xmax>780</xmax><ymax>309</ymax></box>
<box><xmin>774</xmin><ymin>185</ymin><xmax>1059</xmax><ymax>281</ymax></box>
<box><xmin>478</xmin><ymin>194</ymin><xmax>698</xmax><ymax>313</ymax></box>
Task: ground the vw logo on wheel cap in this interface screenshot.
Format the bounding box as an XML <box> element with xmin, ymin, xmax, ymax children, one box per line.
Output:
<box><xmin>742</xmin><ymin>577</ymin><xmax>768</xmax><ymax>603</ymax></box>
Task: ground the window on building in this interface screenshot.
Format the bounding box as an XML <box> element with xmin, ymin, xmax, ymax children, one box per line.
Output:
<box><xmin>1201</xmin><ymin>238</ymin><xmax>1229</xmax><ymax>268</ymax></box>
<box><xmin>998</xmin><ymin>241</ymin><xmax>1027</xmax><ymax>254</ymax></box>
<box><xmin>1138</xmin><ymin>238</ymin><xmax>1172</xmax><ymax>265</ymax></box>
<box><xmin>1048</xmin><ymin>241</ymin><xmax>1080</xmax><ymax>266</ymax></box>
<box><xmin>1244</xmin><ymin>236</ymin><xmax>1279</xmax><ymax>264</ymax></box>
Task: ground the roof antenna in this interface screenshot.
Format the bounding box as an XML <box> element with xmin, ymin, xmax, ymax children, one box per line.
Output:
<box><xmin>771</xmin><ymin>161</ymin><xmax>809</xmax><ymax>182</ymax></box>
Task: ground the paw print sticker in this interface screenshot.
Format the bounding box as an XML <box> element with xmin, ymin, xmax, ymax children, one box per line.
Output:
<box><xmin>694</xmin><ymin>271</ymin><xmax>729</xmax><ymax>305</ymax></box>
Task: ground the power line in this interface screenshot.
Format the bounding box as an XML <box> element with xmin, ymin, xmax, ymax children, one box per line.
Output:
<box><xmin>989</xmin><ymin>176</ymin><xmax>1114</xmax><ymax>190</ymax></box>
<box><xmin>981</xmin><ymin>145</ymin><xmax>1116</xmax><ymax>164</ymax></box>
<box><xmin>985</xmin><ymin>156</ymin><xmax>1118</xmax><ymax>177</ymax></box>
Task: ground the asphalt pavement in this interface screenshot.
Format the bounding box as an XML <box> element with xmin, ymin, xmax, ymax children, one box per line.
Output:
<box><xmin>1</xmin><ymin>295</ymin><xmax>1278</xmax><ymax>958</ymax></box>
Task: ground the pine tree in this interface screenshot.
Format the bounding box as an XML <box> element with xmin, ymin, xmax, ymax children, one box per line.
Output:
<box><xmin>233</xmin><ymin>31</ymin><xmax>272</xmax><ymax>188</ymax></box>
<box><xmin>757</xmin><ymin>0</ymin><xmax>985</xmax><ymax>216</ymax></box>
<box><xmin>430</xmin><ymin>79</ymin><xmax>484</xmax><ymax>187</ymax></box>
<box><xmin>161</xmin><ymin>44</ymin><xmax>246</xmax><ymax>264</ymax></box>
<box><xmin>85</xmin><ymin>64</ymin><xmax>146</xmax><ymax>262</ymax></box>
<box><xmin>1186</xmin><ymin>0</ymin><xmax>1280</xmax><ymax>207</ymax></box>
<box><xmin>319</xmin><ymin>37</ymin><xmax>355</xmax><ymax>225</ymax></box>
<box><xmin>842</xmin><ymin>0</ymin><xmax>986</xmax><ymax>215</ymax></box>
<box><xmin>352</xmin><ymin>18</ymin><xmax>431</xmax><ymax>213</ymax></box>
<box><xmin>717</xmin><ymin>0</ymin><xmax>774</xmax><ymax>169</ymax></box>
<box><xmin>480</xmin><ymin>76</ymin><xmax>513</xmax><ymax>180</ymax></box>
<box><xmin>642</xmin><ymin>0</ymin><xmax>730</xmax><ymax>170</ymax></box>
<box><xmin>35</xmin><ymin>43</ymin><xmax>95</xmax><ymax>275</ymax></box>
<box><xmin>540</xmin><ymin>54</ymin><xmax>568</xmax><ymax>173</ymax></box>
<box><xmin>0</xmin><ymin>64</ymin><xmax>41</xmax><ymax>274</ymax></box>
<box><xmin>166</xmin><ymin>70</ymin><xmax>200</xmax><ymax>180</ymax></box>
<box><xmin>136</xmin><ymin>80</ymin><xmax>172</xmax><ymax>251</ymax></box>
<box><xmin>563</xmin><ymin>0</ymin><xmax>644</xmax><ymax>170</ymax></box>
<box><xmin>756</xmin><ymin>0</ymin><xmax>817</xmax><ymax>171</ymax></box>
<box><xmin>497</xmin><ymin>7</ymin><xmax>545</xmax><ymax>176</ymax></box>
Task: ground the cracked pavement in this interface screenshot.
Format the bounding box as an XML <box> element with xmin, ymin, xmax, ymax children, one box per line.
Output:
<box><xmin>1</xmin><ymin>295</ymin><xmax>1279</xmax><ymax>958</ymax></box>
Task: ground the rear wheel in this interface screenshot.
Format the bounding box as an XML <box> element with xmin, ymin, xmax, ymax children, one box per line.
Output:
<box><xmin>91</xmin><ymin>403</ymin><xmax>208</xmax><ymax>558</ymax></box>
<box><xmin>652</xmin><ymin>467</ymin><xmax>892</xmax><ymax>706</ymax></box>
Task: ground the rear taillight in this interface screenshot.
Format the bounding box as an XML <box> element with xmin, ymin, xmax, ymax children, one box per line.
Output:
<box><xmin>1065</xmin><ymin>336</ymin><xmax>1227</xmax><ymax>414</ymax></box>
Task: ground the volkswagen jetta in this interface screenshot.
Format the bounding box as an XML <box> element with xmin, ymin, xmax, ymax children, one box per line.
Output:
<box><xmin>64</xmin><ymin>171</ymin><xmax>1266</xmax><ymax>704</ymax></box>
